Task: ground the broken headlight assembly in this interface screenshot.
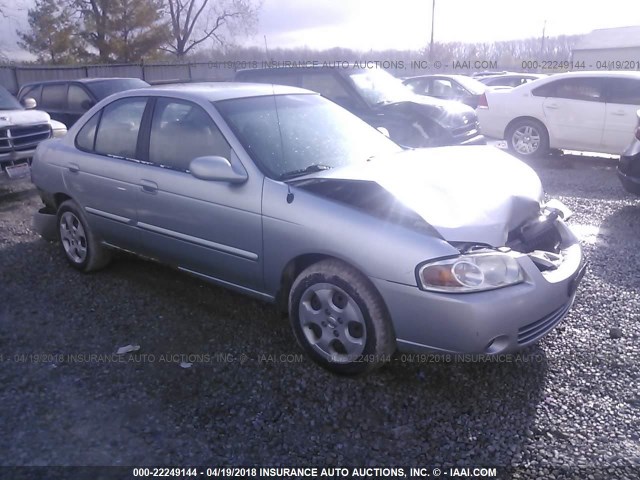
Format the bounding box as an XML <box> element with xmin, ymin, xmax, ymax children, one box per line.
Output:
<box><xmin>417</xmin><ymin>252</ymin><xmax>524</xmax><ymax>293</ymax></box>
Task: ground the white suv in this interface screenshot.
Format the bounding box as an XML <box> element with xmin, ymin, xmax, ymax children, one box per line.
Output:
<box><xmin>477</xmin><ymin>71</ymin><xmax>640</xmax><ymax>157</ymax></box>
<box><xmin>0</xmin><ymin>85</ymin><xmax>66</xmax><ymax>180</ymax></box>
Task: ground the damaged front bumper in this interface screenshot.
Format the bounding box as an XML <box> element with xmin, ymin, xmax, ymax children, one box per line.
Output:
<box><xmin>373</xmin><ymin>210</ymin><xmax>586</xmax><ymax>355</ymax></box>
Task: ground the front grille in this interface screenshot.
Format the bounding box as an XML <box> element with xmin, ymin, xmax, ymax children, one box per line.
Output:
<box><xmin>517</xmin><ymin>300</ymin><xmax>572</xmax><ymax>345</ymax></box>
<box><xmin>0</xmin><ymin>124</ymin><xmax>52</xmax><ymax>153</ymax></box>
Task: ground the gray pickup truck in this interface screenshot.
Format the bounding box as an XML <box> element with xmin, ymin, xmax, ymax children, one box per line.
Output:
<box><xmin>1</xmin><ymin>85</ymin><xmax>66</xmax><ymax>180</ymax></box>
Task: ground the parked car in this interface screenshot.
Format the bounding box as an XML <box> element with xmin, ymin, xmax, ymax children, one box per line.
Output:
<box><xmin>618</xmin><ymin>109</ymin><xmax>640</xmax><ymax>195</ymax></box>
<box><xmin>0</xmin><ymin>85</ymin><xmax>66</xmax><ymax>180</ymax></box>
<box><xmin>402</xmin><ymin>74</ymin><xmax>487</xmax><ymax>108</ymax></box>
<box><xmin>477</xmin><ymin>71</ymin><xmax>640</xmax><ymax>157</ymax></box>
<box><xmin>477</xmin><ymin>73</ymin><xmax>547</xmax><ymax>88</ymax></box>
<box><xmin>17</xmin><ymin>77</ymin><xmax>150</xmax><ymax>127</ymax></box>
<box><xmin>472</xmin><ymin>71</ymin><xmax>511</xmax><ymax>79</ymax></box>
<box><xmin>31</xmin><ymin>83</ymin><xmax>585</xmax><ymax>374</ymax></box>
<box><xmin>235</xmin><ymin>66</ymin><xmax>484</xmax><ymax>148</ymax></box>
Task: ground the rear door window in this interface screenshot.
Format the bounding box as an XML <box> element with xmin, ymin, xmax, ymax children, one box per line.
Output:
<box><xmin>68</xmin><ymin>85</ymin><xmax>93</xmax><ymax>113</ymax></box>
<box><xmin>94</xmin><ymin>97</ymin><xmax>147</xmax><ymax>159</ymax></box>
<box><xmin>533</xmin><ymin>78</ymin><xmax>605</xmax><ymax>102</ymax></box>
<box><xmin>605</xmin><ymin>78</ymin><xmax>640</xmax><ymax>105</ymax></box>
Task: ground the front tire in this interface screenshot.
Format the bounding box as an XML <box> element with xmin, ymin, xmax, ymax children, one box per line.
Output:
<box><xmin>506</xmin><ymin>119</ymin><xmax>549</xmax><ymax>157</ymax></box>
<box><xmin>288</xmin><ymin>259</ymin><xmax>395</xmax><ymax>375</ymax></box>
<box><xmin>57</xmin><ymin>200</ymin><xmax>111</xmax><ymax>272</ymax></box>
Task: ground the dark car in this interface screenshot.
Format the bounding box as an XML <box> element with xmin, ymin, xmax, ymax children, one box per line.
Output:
<box><xmin>235</xmin><ymin>67</ymin><xmax>484</xmax><ymax>148</ymax></box>
<box><xmin>618</xmin><ymin>109</ymin><xmax>640</xmax><ymax>195</ymax></box>
<box><xmin>402</xmin><ymin>74</ymin><xmax>487</xmax><ymax>109</ymax></box>
<box><xmin>478</xmin><ymin>73</ymin><xmax>547</xmax><ymax>88</ymax></box>
<box><xmin>17</xmin><ymin>77</ymin><xmax>150</xmax><ymax>126</ymax></box>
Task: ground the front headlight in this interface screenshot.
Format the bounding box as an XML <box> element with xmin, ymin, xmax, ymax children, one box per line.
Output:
<box><xmin>417</xmin><ymin>252</ymin><xmax>524</xmax><ymax>293</ymax></box>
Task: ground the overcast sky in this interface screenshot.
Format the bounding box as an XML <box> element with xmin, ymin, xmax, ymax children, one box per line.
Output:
<box><xmin>1</xmin><ymin>0</ymin><xmax>639</xmax><ymax>59</ymax></box>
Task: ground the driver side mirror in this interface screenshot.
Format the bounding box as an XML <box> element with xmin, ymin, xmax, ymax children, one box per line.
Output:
<box><xmin>189</xmin><ymin>155</ymin><xmax>248</xmax><ymax>184</ymax></box>
<box><xmin>22</xmin><ymin>97</ymin><xmax>37</xmax><ymax>109</ymax></box>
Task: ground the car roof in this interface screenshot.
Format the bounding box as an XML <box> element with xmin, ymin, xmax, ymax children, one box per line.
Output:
<box><xmin>483</xmin><ymin>73</ymin><xmax>545</xmax><ymax>79</ymax></box>
<box><xmin>546</xmin><ymin>70</ymin><xmax>640</xmax><ymax>79</ymax></box>
<box><xmin>131</xmin><ymin>82</ymin><xmax>314</xmax><ymax>102</ymax></box>
<box><xmin>236</xmin><ymin>66</ymin><xmax>369</xmax><ymax>75</ymax></box>
<box><xmin>404</xmin><ymin>74</ymin><xmax>472</xmax><ymax>81</ymax></box>
<box><xmin>18</xmin><ymin>77</ymin><xmax>149</xmax><ymax>90</ymax></box>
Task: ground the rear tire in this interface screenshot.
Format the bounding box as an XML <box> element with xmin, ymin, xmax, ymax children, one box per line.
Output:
<box><xmin>506</xmin><ymin>119</ymin><xmax>549</xmax><ymax>157</ymax></box>
<box><xmin>288</xmin><ymin>259</ymin><xmax>396</xmax><ymax>375</ymax></box>
<box><xmin>57</xmin><ymin>200</ymin><xmax>111</xmax><ymax>272</ymax></box>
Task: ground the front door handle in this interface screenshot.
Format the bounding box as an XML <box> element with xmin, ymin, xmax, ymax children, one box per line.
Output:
<box><xmin>611</xmin><ymin>110</ymin><xmax>626</xmax><ymax>116</ymax></box>
<box><xmin>140</xmin><ymin>179</ymin><xmax>158</xmax><ymax>193</ymax></box>
<box><xmin>68</xmin><ymin>162</ymin><xmax>80</xmax><ymax>173</ymax></box>
<box><xmin>545</xmin><ymin>104</ymin><xmax>559</xmax><ymax>110</ymax></box>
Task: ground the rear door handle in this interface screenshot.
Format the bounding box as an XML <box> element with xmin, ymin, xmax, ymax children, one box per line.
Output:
<box><xmin>68</xmin><ymin>162</ymin><xmax>80</xmax><ymax>173</ymax></box>
<box><xmin>140</xmin><ymin>179</ymin><xmax>158</xmax><ymax>193</ymax></box>
<box><xmin>611</xmin><ymin>110</ymin><xmax>626</xmax><ymax>116</ymax></box>
<box><xmin>545</xmin><ymin>104</ymin><xmax>559</xmax><ymax>110</ymax></box>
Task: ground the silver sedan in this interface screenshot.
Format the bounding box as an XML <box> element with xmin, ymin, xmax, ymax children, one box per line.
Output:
<box><xmin>31</xmin><ymin>83</ymin><xmax>586</xmax><ymax>374</ymax></box>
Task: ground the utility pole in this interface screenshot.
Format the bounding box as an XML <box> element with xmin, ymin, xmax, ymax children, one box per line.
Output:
<box><xmin>264</xmin><ymin>35</ymin><xmax>270</xmax><ymax>61</ymax></box>
<box><xmin>540</xmin><ymin>20</ymin><xmax>547</xmax><ymax>57</ymax></box>
<box><xmin>429</xmin><ymin>0</ymin><xmax>436</xmax><ymax>61</ymax></box>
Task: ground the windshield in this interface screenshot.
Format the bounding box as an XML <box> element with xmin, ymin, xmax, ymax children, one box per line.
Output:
<box><xmin>216</xmin><ymin>93</ymin><xmax>403</xmax><ymax>180</ymax></box>
<box><xmin>87</xmin><ymin>79</ymin><xmax>150</xmax><ymax>100</ymax></box>
<box><xmin>349</xmin><ymin>69</ymin><xmax>413</xmax><ymax>106</ymax></box>
<box><xmin>0</xmin><ymin>86</ymin><xmax>23</xmax><ymax>110</ymax></box>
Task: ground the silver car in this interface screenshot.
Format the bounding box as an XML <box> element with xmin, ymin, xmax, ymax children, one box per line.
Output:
<box><xmin>31</xmin><ymin>83</ymin><xmax>586</xmax><ymax>374</ymax></box>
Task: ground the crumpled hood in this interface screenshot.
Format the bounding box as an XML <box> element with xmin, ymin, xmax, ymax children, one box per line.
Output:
<box><xmin>303</xmin><ymin>146</ymin><xmax>544</xmax><ymax>246</ymax></box>
<box><xmin>379</xmin><ymin>94</ymin><xmax>476</xmax><ymax>129</ymax></box>
<box><xmin>0</xmin><ymin>109</ymin><xmax>51</xmax><ymax>128</ymax></box>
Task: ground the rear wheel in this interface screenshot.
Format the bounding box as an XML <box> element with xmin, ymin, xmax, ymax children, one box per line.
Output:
<box><xmin>57</xmin><ymin>200</ymin><xmax>111</xmax><ymax>272</ymax></box>
<box><xmin>506</xmin><ymin>119</ymin><xmax>549</xmax><ymax>157</ymax></box>
<box><xmin>288</xmin><ymin>259</ymin><xmax>395</xmax><ymax>375</ymax></box>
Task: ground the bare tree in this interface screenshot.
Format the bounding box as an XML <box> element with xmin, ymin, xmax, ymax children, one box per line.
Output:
<box><xmin>162</xmin><ymin>0</ymin><xmax>260</xmax><ymax>58</ymax></box>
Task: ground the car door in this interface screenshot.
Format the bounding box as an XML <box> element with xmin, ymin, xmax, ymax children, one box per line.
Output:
<box><xmin>536</xmin><ymin>77</ymin><xmax>606</xmax><ymax>151</ymax></box>
<box><xmin>135</xmin><ymin>96</ymin><xmax>263</xmax><ymax>291</ymax></box>
<box><xmin>41</xmin><ymin>83</ymin><xmax>70</xmax><ymax>124</ymax></box>
<box><xmin>64</xmin><ymin>96</ymin><xmax>147</xmax><ymax>250</ymax></box>
<box><xmin>601</xmin><ymin>77</ymin><xmax>640</xmax><ymax>154</ymax></box>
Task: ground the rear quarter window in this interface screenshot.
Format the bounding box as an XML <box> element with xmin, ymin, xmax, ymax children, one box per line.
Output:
<box><xmin>75</xmin><ymin>112</ymin><xmax>101</xmax><ymax>152</ymax></box>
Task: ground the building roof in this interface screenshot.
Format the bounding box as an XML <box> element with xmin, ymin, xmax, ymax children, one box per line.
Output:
<box><xmin>574</xmin><ymin>26</ymin><xmax>640</xmax><ymax>51</ymax></box>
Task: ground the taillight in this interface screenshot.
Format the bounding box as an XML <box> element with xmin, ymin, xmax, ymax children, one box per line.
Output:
<box><xmin>477</xmin><ymin>93</ymin><xmax>488</xmax><ymax>108</ymax></box>
<box><xmin>635</xmin><ymin>126</ymin><xmax>640</xmax><ymax>141</ymax></box>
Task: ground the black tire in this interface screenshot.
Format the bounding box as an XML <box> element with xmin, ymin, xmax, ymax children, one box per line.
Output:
<box><xmin>57</xmin><ymin>200</ymin><xmax>111</xmax><ymax>272</ymax></box>
<box><xmin>506</xmin><ymin>119</ymin><xmax>550</xmax><ymax>158</ymax></box>
<box><xmin>288</xmin><ymin>259</ymin><xmax>396</xmax><ymax>375</ymax></box>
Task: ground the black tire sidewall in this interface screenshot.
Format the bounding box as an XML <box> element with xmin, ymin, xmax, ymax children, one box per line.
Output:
<box><xmin>289</xmin><ymin>269</ymin><xmax>387</xmax><ymax>375</ymax></box>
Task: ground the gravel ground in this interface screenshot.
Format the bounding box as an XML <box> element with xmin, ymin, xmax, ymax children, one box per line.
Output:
<box><xmin>0</xmin><ymin>152</ymin><xmax>639</xmax><ymax>479</ymax></box>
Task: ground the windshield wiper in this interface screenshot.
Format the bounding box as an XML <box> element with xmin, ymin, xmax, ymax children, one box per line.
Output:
<box><xmin>279</xmin><ymin>164</ymin><xmax>332</xmax><ymax>180</ymax></box>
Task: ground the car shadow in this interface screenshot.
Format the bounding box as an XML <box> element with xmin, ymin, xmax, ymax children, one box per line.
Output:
<box><xmin>587</xmin><ymin>203</ymin><xmax>640</xmax><ymax>291</ymax></box>
<box><xmin>0</xmin><ymin>236</ymin><xmax>549</xmax><ymax>467</ymax></box>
